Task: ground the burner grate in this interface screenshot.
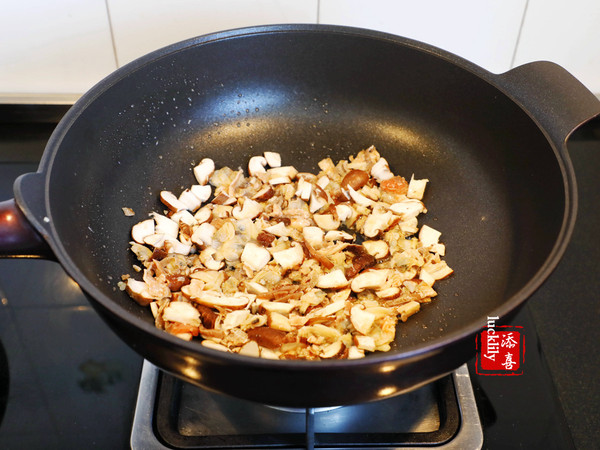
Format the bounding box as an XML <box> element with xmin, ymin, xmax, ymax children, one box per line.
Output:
<box><xmin>131</xmin><ymin>362</ymin><xmax>481</xmax><ymax>449</ymax></box>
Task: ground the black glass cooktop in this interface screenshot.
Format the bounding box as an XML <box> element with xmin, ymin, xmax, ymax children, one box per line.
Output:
<box><xmin>0</xmin><ymin>104</ymin><xmax>598</xmax><ymax>449</ymax></box>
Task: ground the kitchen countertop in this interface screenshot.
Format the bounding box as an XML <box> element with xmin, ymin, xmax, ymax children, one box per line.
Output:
<box><xmin>0</xmin><ymin>105</ymin><xmax>598</xmax><ymax>449</ymax></box>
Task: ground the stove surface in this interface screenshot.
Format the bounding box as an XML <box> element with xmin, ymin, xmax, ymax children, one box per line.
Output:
<box><xmin>131</xmin><ymin>363</ymin><xmax>481</xmax><ymax>449</ymax></box>
<box><xmin>0</xmin><ymin>104</ymin><xmax>598</xmax><ymax>449</ymax></box>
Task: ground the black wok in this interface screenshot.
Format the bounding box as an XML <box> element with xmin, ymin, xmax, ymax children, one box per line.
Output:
<box><xmin>1</xmin><ymin>25</ymin><xmax>599</xmax><ymax>407</ymax></box>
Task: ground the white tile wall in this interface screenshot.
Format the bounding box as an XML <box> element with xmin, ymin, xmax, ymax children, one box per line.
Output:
<box><xmin>0</xmin><ymin>0</ymin><xmax>116</xmax><ymax>95</ymax></box>
<box><xmin>107</xmin><ymin>0</ymin><xmax>318</xmax><ymax>66</ymax></box>
<box><xmin>0</xmin><ymin>1</ymin><xmax>598</xmax><ymax>96</ymax></box>
<box><xmin>513</xmin><ymin>0</ymin><xmax>600</xmax><ymax>95</ymax></box>
<box><xmin>318</xmin><ymin>0</ymin><xmax>527</xmax><ymax>74</ymax></box>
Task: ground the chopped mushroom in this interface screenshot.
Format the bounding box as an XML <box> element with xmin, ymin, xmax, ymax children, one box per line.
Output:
<box><xmin>272</xmin><ymin>243</ymin><xmax>304</xmax><ymax>270</ymax></box>
<box><xmin>263</xmin><ymin>151</ymin><xmax>282</xmax><ymax>168</ymax></box>
<box><xmin>407</xmin><ymin>175</ymin><xmax>429</xmax><ymax>200</ymax></box>
<box><xmin>121</xmin><ymin>146</ymin><xmax>452</xmax><ymax>360</ymax></box>
<box><xmin>193</xmin><ymin>158</ymin><xmax>215</xmax><ymax>185</ymax></box>
<box><xmin>316</xmin><ymin>269</ymin><xmax>349</xmax><ymax>289</ymax></box>
<box><xmin>241</xmin><ymin>242</ymin><xmax>271</xmax><ymax>272</ymax></box>
<box><xmin>248</xmin><ymin>156</ymin><xmax>267</xmax><ymax>176</ymax></box>
<box><xmin>131</xmin><ymin>219</ymin><xmax>155</xmax><ymax>244</ymax></box>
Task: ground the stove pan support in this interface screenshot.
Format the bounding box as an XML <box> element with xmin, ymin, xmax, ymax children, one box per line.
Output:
<box><xmin>131</xmin><ymin>361</ymin><xmax>482</xmax><ymax>449</ymax></box>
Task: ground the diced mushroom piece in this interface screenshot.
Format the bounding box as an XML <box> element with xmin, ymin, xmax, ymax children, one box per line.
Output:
<box><xmin>193</xmin><ymin>158</ymin><xmax>215</xmax><ymax>185</ymax></box>
<box><xmin>350</xmin><ymin>269</ymin><xmax>390</xmax><ymax>293</ymax></box>
<box><xmin>419</xmin><ymin>268</ymin><xmax>436</xmax><ymax>286</ymax></box>
<box><xmin>248</xmin><ymin>155</ymin><xmax>267</xmax><ymax>176</ymax></box>
<box><xmin>125</xmin><ymin>278</ymin><xmax>154</xmax><ymax>306</ymax></box>
<box><xmin>299</xmin><ymin>324</ymin><xmax>341</xmax><ymax>343</ymax></box>
<box><xmin>313</xmin><ymin>214</ymin><xmax>339</xmax><ymax>231</ymax></box>
<box><xmin>252</xmin><ymin>185</ymin><xmax>274</xmax><ymax>201</ymax></box>
<box><xmin>399</xmin><ymin>217</ymin><xmax>419</xmax><ymax>234</ymax></box>
<box><xmin>193</xmin><ymin>291</ymin><xmax>251</xmax><ymax>309</ymax></box>
<box><xmin>241</xmin><ymin>242</ymin><xmax>271</xmax><ymax>272</ymax></box>
<box><xmin>316</xmin><ymin>269</ymin><xmax>349</xmax><ymax>289</ymax></box>
<box><xmin>350</xmin><ymin>305</ymin><xmax>376</xmax><ymax>335</ymax></box>
<box><xmin>313</xmin><ymin>299</ymin><xmax>346</xmax><ymax>317</ymax></box>
<box><xmin>362</xmin><ymin>240</ymin><xmax>389</xmax><ymax>259</ymax></box>
<box><xmin>309</xmin><ymin>190</ymin><xmax>328</xmax><ymax>214</ymax></box>
<box><xmin>316</xmin><ymin>175</ymin><xmax>330</xmax><ymax>190</ymax></box>
<box><xmin>131</xmin><ymin>219</ymin><xmax>155</xmax><ymax>244</ymax></box>
<box><xmin>263</xmin><ymin>151</ymin><xmax>281</xmax><ymax>168</ymax></box>
<box><xmin>422</xmin><ymin>261</ymin><xmax>453</xmax><ymax>282</ymax></box>
<box><xmin>260</xmin><ymin>301</ymin><xmax>296</xmax><ymax>315</ymax></box>
<box><xmin>201</xmin><ymin>340</ymin><xmax>230</xmax><ymax>352</ymax></box>
<box><xmin>341</xmin><ymin>169</ymin><xmax>370</xmax><ymax>191</ymax></box>
<box><xmin>153</xmin><ymin>213</ymin><xmax>179</xmax><ymax>239</ymax></box>
<box><xmin>247</xmin><ymin>327</ymin><xmax>288</xmax><ymax>349</ymax></box>
<box><xmin>191</xmin><ymin>222</ymin><xmax>216</xmax><ymax>247</ymax></box>
<box><xmin>160</xmin><ymin>191</ymin><xmax>187</xmax><ymax>212</ymax></box>
<box><xmin>318</xmin><ymin>157</ymin><xmax>335</xmax><ymax>173</ymax></box>
<box><xmin>180</xmin><ymin>278</ymin><xmax>203</xmax><ymax>300</ymax></box>
<box><xmin>200</xmin><ymin>248</ymin><xmax>224</xmax><ymax>270</ymax></box>
<box><xmin>375</xmin><ymin>287</ymin><xmax>401</xmax><ymax>299</ymax></box>
<box><xmin>211</xmin><ymin>192</ymin><xmax>236</xmax><ymax>206</ymax></box>
<box><xmin>320</xmin><ymin>340</ymin><xmax>344</xmax><ymax>359</ymax></box>
<box><xmin>354</xmin><ymin>335</ymin><xmax>376</xmax><ymax>352</ymax></box>
<box><xmin>177</xmin><ymin>189</ymin><xmax>201</xmax><ymax>211</ymax></box>
<box><xmin>222</xmin><ymin>309</ymin><xmax>250</xmax><ymax>330</ymax></box>
<box><xmin>347</xmin><ymin>346</ymin><xmax>366</xmax><ymax>359</ymax></box>
<box><xmin>272</xmin><ymin>243</ymin><xmax>304</xmax><ymax>270</ymax></box>
<box><xmin>232</xmin><ymin>198</ymin><xmax>263</xmax><ymax>220</ymax></box>
<box><xmin>419</xmin><ymin>224</ymin><xmax>442</xmax><ymax>247</ymax></box>
<box><xmin>130</xmin><ymin>242</ymin><xmax>153</xmax><ymax>263</ymax></box>
<box><xmin>164</xmin><ymin>238</ymin><xmax>192</xmax><ymax>255</ymax></box>
<box><xmin>346</xmin><ymin>186</ymin><xmax>375</xmax><ymax>207</ymax></box>
<box><xmin>363</xmin><ymin>211</ymin><xmax>395</xmax><ymax>238</ymax></box>
<box><xmin>430</xmin><ymin>243</ymin><xmax>446</xmax><ymax>256</ymax></box>
<box><xmin>194</xmin><ymin>206</ymin><xmax>212</xmax><ymax>224</ymax></box>
<box><xmin>144</xmin><ymin>233</ymin><xmax>166</xmax><ymax>248</ymax></box>
<box><xmin>246</xmin><ymin>281</ymin><xmax>269</xmax><ymax>295</ymax></box>
<box><xmin>263</xmin><ymin>221</ymin><xmax>290</xmax><ymax>237</ymax></box>
<box><xmin>407</xmin><ymin>175</ymin><xmax>429</xmax><ymax>200</ymax></box>
<box><xmin>303</xmin><ymin>226</ymin><xmax>325</xmax><ymax>248</ymax></box>
<box><xmin>370</xmin><ymin>157</ymin><xmax>394</xmax><ymax>182</ymax></box>
<box><xmin>330</xmin><ymin>288</ymin><xmax>351</xmax><ymax>303</ymax></box>
<box><xmin>295</xmin><ymin>177</ymin><xmax>313</xmax><ymax>201</ymax></box>
<box><xmin>335</xmin><ymin>204</ymin><xmax>354</xmax><ymax>223</ymax></box>
<box><xmin>268</xmin><ymin>312</ymin><xmax>293</xmax><ymax>332</ymax></box>
<box><xmin>163</xmin><ymin>301</ymin><xmax>201</xmax><ymax>326</ymax></box>
<box><xmin>171</xmin><ymin>210</ymin><xmax>195</xmax><ymax>227</ymax></box>
<box><xmin>190</xmin><ymin>184</ymin><xmax>212</xmax><ymax>203</ymax></box>
<box><xmin>268</xmin><ymin>176</ymin><xmax>291</xmax><ymax>186</ymax></box>
<box><xmin>389</xmin><ymin>199</ymin><xmax>425</xmax><ymax>219</ymax></box>
<box><xmin>267</xmin><ymin>166</ymin><xmax>298</xmax><ymax>181</ymax></box>
<box><xmin>397</xmin><ymin>300</ymin><xmax>421</xmax><ymax>322</ymax></box>
<box><xmin>238</xmin><ymin>340</ymin><xmax>261</xmax><ymax>357</ymax></box>
<box><xmin>257</xmin><ymin>347</ymin><xmax>280</xmax><ymax>359</ymax></box>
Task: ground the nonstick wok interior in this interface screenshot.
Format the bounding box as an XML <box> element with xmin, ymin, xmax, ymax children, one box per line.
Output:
<box><xmin>44</xmin><ymin>29</ymin><xmax>564</xmax><ymax>358</ymax></box>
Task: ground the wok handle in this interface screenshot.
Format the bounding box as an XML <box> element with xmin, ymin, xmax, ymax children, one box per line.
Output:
<box><xmin>0</xmin><ymin>199</ymin><xmax>55</xmax><ymax>259</ymax></box>
<box><xmin>496</xmin><ymin>61</ymin><xmax>600</xmax><ymax>146</ymax></box>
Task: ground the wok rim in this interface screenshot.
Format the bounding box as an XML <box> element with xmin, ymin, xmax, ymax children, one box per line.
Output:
<box><xmin>19</xmin><ymin>23</ymin><xmax>578</xmax><ymax>370</ymax></box>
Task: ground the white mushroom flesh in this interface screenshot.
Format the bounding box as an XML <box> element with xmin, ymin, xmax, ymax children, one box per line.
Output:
<box><xmin>193</xmin><ymin>158</ymin><xmax>215</xmax><ymax>185</ymax></box>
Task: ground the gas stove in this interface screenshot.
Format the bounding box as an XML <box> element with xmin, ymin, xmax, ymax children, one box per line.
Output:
<box><xmin>0</xmin><ymin>102</ymin><xmax>598</xmax><ymax>449</ymax></box>
<box><xmin>131</xmin><ymin>362</ymin><xmax>481</xmax><ymax>449</ymax></box>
